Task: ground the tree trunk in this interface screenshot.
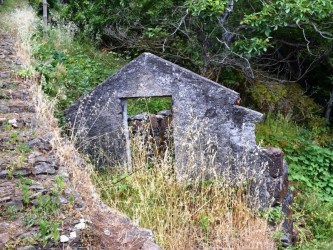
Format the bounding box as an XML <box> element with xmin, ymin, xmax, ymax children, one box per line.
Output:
<box><xmin>0</xmin><ymin>0</ymin><xmax>4</xmax><ymax>5</ymax></box>
<box><xmin>325</xmin><ymin>57</ymin><xmax>333</xmax><ymax>124</ymax></box>
<box><xmin>43</xmin><ymin>0</ymin><xmax>47</xmax><ymax>31</ymax></box>
<box><xmin>325</xmin><ymin>89</ymin><xmax>333</xmax><ymax>123</ymax></box>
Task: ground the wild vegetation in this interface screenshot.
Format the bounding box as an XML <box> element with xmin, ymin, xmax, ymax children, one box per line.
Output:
<box><xmin>92</xmin><ymin>134</ymin><xmax>276</xmax><ymax>249</ymax></box>
<box><xmin>0</xmin><ymin>5</ymin><xmax>77</xmax><ymax>248</ymax></box>
<box><xmin>1</xmin><ymin>0</ymin><xmax>333</xmax><ymax>249</ymax></box>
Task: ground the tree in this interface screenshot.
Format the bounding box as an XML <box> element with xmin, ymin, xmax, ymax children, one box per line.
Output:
<box><xmin>61</xmin><ymin>0</ymin><xmax>333</xmax><ymax>120</ymax></box>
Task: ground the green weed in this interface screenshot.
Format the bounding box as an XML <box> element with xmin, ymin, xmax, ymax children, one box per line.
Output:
<box><xmin>18</xmin><ymin>66</ymin><xmax>34</xmax><ymax>79</ymax></box>
<box><xmin>39</xmin><ymin>219</ymin><xmax>60</xmax><ymax>246</ymax></box>
<box><xmin>256</xmin><ymin>113</ymin><xmax>333</xmax><ymax>201</ymax></box>
<box><xmin>18</xmin><ymin>177</ymin><xmax>33</xmax><ymax>204</ymax></box>
<box><xmin>5</xmin><ymin>205</ymin><xmax>18</xmax><ymax>221</ymax></box>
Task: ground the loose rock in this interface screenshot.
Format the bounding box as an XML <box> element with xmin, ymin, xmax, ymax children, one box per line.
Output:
<box><xmin>69</xmin><ymin>231</ymin><xmax>77</xmax><ymax>239</ymax></box>
<box><xmin>32</xmin><ymin>162</ymin><xmax>56</xmax><ymax>175</ymax></box>
<box><xmin>17</xmin><ymin>245</ymin><xmax>37</xmax><ymax>250</ymax></box>
<box><xmin>60</xmin><ymin>235</ymin><xmax>69</xmax><ymax>243</ymax></box>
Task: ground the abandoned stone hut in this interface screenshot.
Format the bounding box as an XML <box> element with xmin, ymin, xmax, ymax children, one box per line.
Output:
<box><xmin>65</xmin><ymin>52</ymin><xmax>292</xmax><ymax>245</ymax></box>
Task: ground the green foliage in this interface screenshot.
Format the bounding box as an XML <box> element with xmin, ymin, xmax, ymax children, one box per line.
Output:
<box><xmin>36</xmin><ymin>193</ymin><xmax>60</xmax><ymax>217</ymax></box>
<box><xmin>248</xmin><ymin>82</ymin><xmax>323</xmax><ymax>126</ymax></box>
<box><xmin>5</xmin><ymin>205</ymin><xmax>18</xmax><ymax>221</ymax></box>
<box><xmin>17</xmin><ymin>143</ymin><xmax>32</xmax><ymax>154</ymax></box>
<box><xmin>18</xmin><ymin>66</ymin><xmax>34</xmax><ymax>79</ymax></box>
<box><xmin>242</xmin><ymin>0</ymin><xmax>333</xmax><ymax>31</ymax></box>
<box><xmin>32</xmin><ymin>28</ymin><xmax>126</xmax><ymax>119</ymax></box>
<box><xmin>54</xmin><ymin>175</ymin><xmax>64</xmax><ymax>191</ymax></box>
<box><xmin>290</xmin><ymin>190</ymin><xmax>333</xmax><ymax>249</ymax></box>
<box><xmin>18</xmin><ymin>177</ymin><xmax>33</xmax><ymax>204</ymax></box>
<box><xmin>234</xmin><ymin>37</ymin><xmax>272</xmax><ymax>58</ymax></box>
<box><xmin>260</xmin><ymin>206</ymin><xmax>284</xmax><ymax>225</ymax></box>
<box><xmin>256</xmin><ymin>113</ymin><xmax>333</xmax><ymax>201</ymax></box>
<box><xmin>287</xmin><ymin>143</ymin><xmax>333</xmax><ymax>201</ymax></box>
<box><xmin>18</xmin><ymin>176</ymin><xmax>62</xmax><ymax>246</ymax></box>
<box><xmin>22</xmin><ymin>192</ymin><xmax>61</xmax><ymax>246</ymax></box>
<box><xmin>59</xmin><ymin>0</ymin><xmax>333</xmax><ymax>70</ymax></box>
<box><xmin>0</xmin><ymin>0</ymin><xmax>26</xmax><ymax>13</ymax></box>
<box><xmin>39</xmin><ymin>219</ymin><xmax>60</xmax><ymax>246</ymax></box>
<box><xmin>186</xmin><ymin>0</ymin><xmax>227</xmax><ymax>16</ymax></box>
<box><xmin>257</xmin><ymin>114</ymin><xmax>333</xmax><ymax>248</ymax></box>
<box><xmin>99</xmin><ymin>172</ymin><xmax>134</xmax><ymax>201</ymax></box>
<box><xmin>127</xmin><ymin>97</ymin><xmax>172</xmax><ymax>116</ymax></box>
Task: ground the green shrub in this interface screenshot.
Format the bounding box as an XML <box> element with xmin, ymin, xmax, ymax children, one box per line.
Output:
<box><xmin>287</xmin><ymin>143</ymin><xmax>333</xmax><ymax>201</ymax></box>
<box><xmin>256</xmin><ymin>113</ymin><xmax>333</xmax><ymax>201</ymax></box>
<box><xmin>32</xmin><ymin>26</ymin><xmax>127</xmax><ymax>122</ymax></box>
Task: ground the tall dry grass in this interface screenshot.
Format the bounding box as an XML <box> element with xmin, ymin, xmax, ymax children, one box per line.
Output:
<box><xmin>0</xmin><ymin>4</ymin><xmax>38</xmax><ymax>65</ymax></box>
<box><xmin>92</xmin><ymin>125</ymin><xmax>276</xmax><ymax>249</ymax></box>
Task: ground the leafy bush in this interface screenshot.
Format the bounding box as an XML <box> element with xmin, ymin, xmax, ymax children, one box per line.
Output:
<box><xmin>287</xmin><ymin>143</ymin><xmax>333</xmax><ymax>201</ymax></box>
<box><xmin>256</xmin><ymin>113</ymin><xmax>333</xmax><ymax>201</ymax></box>
<box><xmin>32</xmin><ymin>27</ymin><xmax>126</xmax><ymax>120</ymax></box>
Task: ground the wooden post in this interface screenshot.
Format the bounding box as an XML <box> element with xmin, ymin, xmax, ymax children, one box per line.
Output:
<box><xmin>43</xmin><ymin>0</ymin><xmax>47</xmax><ymax>31</ymax></box>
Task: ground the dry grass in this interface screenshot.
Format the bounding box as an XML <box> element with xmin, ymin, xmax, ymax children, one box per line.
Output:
<box><xmin>92</xmin><ymin>129</ymin><xmax>276</xmax><ymax>249</ymax></box>
<box><xmin>0</xmin><ymin>4</ymin><xmax>38</xmax><ymax>65</ymax></box>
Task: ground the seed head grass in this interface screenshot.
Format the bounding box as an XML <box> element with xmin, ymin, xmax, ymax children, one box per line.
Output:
<box><xmin>91</xmin><ymin>131</ymin><xmax>276</xmax><ymax>249</ymax></box>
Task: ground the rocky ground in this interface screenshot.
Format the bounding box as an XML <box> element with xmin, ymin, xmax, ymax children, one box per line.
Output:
<box><xmin>0</xmin><ymin>33</ymin><xmax>160</xmax><ymax>250</ymax></box>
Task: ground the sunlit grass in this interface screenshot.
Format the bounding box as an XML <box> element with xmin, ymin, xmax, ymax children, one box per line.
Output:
<box><xmin>92</xmin><ymin>134</ymin><xmax>275</xmax><ymax>249</ymax></box>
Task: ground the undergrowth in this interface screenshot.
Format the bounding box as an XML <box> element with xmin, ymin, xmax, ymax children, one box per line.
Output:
<box><xmin>127</xmin><ymin>96</ymin><xmax>172</xmax><ymax>116</ymax></box>
<box><xmin>91</xmin><ymin>134</ymin><xmax>276</xmax><ymax>249</ymax></box>
<box><xmin>31</xmin><ymin>24</ymin><xmax>127</xmax><ymax>122</ymax></box>
<box><xmin>256</xmin><ymin>113</ymin><xmax>333</xmax><ymax>248</ymax></box>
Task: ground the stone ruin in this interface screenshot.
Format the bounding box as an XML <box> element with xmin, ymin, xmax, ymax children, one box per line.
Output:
<box><xmin>65</xmin><ymin>52</ymin><xmax>293</xmax><ymax>246</ymax></box>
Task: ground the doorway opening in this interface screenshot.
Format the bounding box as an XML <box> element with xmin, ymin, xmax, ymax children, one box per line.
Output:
<box><xmin>123</xmin><ymin>96</ymin><xmax>174</xmax><ymax>170</ymax></box>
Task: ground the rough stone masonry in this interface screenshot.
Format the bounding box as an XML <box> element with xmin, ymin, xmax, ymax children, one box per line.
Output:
<box><xmin>65</xmin><ymin>52</ymin><xmax>293</xmax><ymax>246</ymax></box>
<box><xmin>0</xmin><ymin>33</ymin><xmax>161</xmax><ymax>249</ymax></box>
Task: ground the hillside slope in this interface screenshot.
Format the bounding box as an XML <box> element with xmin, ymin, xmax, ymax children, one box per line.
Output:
<box><xmin>0</xmin><ymin>26</ymin><xmax>160</xmax><ymax>250</ymax></box>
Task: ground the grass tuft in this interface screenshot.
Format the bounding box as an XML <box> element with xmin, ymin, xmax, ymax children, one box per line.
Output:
<box><xmin>91</xmin><ymin>131</ymin><xmax>276</xmax><ymax>249</ymax></box>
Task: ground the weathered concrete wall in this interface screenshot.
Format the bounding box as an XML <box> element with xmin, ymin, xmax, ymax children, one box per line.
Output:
<box><xmin>65</xmin><ymin>52</ymin><xmax>292</xmax><ymax>246</ymax></box>
<box><xmin>65</xmin><ymin>53</ymin><xmax>262</xmax><ymax>171</ymax></box>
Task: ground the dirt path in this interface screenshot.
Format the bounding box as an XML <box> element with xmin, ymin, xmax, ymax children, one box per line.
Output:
<box><xmin>0</xmin><ymin>33</ymin><xmax>160</xmax><ymax>250</ymax></box>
